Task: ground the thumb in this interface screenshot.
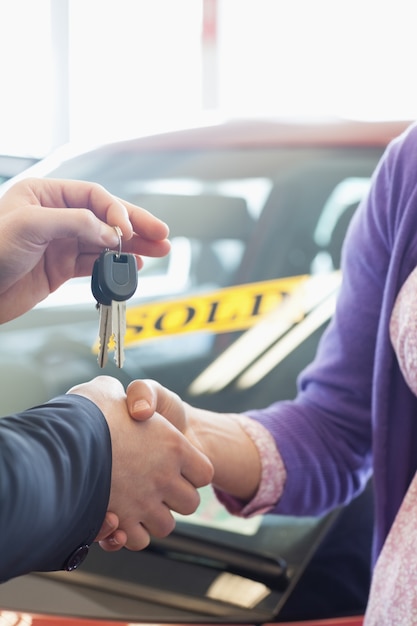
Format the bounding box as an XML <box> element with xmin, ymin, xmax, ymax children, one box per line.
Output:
<box><xmin>125</xmin><ymin>380</ymin><xmax>155</xmax><ymax>421</ymax></box>
<box><xmin>126</xmin><ymin>379</ymin><xmax>186</xmax><ymax>432</ymax></box>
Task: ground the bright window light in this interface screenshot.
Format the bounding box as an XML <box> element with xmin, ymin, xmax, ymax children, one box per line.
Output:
<box><xmin>68</xmin><ymin>0</ymin><xmax>203</xmax><ymax>145</ymax></box>
<box><xmin>0</xmin><ymin>0</ymin><xmax>53</xmax><ymax>155</ymax></box>
<box><xmin>0</xmin><ymin>0</ymin><xmax>416</xmax><ymax>157</ymax></box>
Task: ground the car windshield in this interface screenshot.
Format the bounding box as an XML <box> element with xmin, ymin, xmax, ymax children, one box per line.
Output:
<box><xmin>7</xmin><ymin>145</ymin><xmax>379</xmax><ymax>408</ymax></box>
<box><xmin>0</xmin><ymin>141</ymin><xmax>382</xmax><ymax>621</ymax></box>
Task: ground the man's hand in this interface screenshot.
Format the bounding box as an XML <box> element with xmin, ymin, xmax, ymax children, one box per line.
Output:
<box><xmin>0</xmin><ymin>178</ymin><xmax>170</xmax><ymax>323</ymax></box>
<box><xmin>67</xmin><ymin>376</ymin><xmax>214</xmax><ymax>551</ymax></box>
<box><xmin>125</xmin><ymin>379</ymin><xmax>262</xmax><ymax>503</ymax></box>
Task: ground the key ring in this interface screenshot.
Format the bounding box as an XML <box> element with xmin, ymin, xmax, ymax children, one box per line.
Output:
<box><xmin>113</xmin><ymin>226</ymin><xmax>123</xmax><ymax>258</ymax></box>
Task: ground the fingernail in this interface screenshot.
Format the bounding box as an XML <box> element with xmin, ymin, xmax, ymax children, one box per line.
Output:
<box><xmin>108</xmin><ymin>536</ymin><xmax>120</xmax><ymax>545</ymax></box>
<box><xmin>133</xmin><ymin>399</ymin><xmax>151</xmax><ymax>413</ymax></box>
<box><xmin>103</xmin><ymin>222</ymin><xmax>122</xmax><ymax>245</ymax></box>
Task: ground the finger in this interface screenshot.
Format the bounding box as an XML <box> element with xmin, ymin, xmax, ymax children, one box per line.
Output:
<box><xmin>126</xmin><ymin>379</ymin><xmax>186</xmax><ymax>431</ymax></box>
<box><xmin>27</xmin><ymin>178</ymin><xmax>170</xmax><ymax>246</ymax></box>
<box><xmin>23</xmin><ymin>206</ymin><xmax>121</xmax><ymax>250</ymax></box>
<box><xmin>74</xmin><ymin>238</ymin><xmax>170</xmax><ymax>278</ymax></box>
<box><xmin>23</xmin><ymin>178</ymin><xmax>130</xmax><ymax>239</ymax></box>
<box><xmin>116</xmin><ymin>196</ymin><xmax>170</xmax><ymax>241</ymax></box>
<box><xmin>162</xmin><ymin>479</ymin><xmax>202</xmax><ymax>517</ymax></box>
<box><xmin>119</xmin><ymin>234</ymin><xmax>171</xmax><ymax>258</ymax></box>
<box><xmin>180</xmin><ymin>440</ymin><xmax>214</xmax><ymax>488</ymax></box>
<box><xmin>122</xmin><ymin>523</ymin><xmax>152</xmax><ymax>552</ymax></box>
<box><xmin>60</xmin><ymin>180</ymin><xmax>133</xmax><ymax>238</ymax></box>
<box><xmin>94</xmin><ymin>511</ymin><xmax>119</xmax><ymax>542</ymax></box>
<box><xmin>136</xmin><ymin>506</ymin><xmax>177</xmax><ymax>539</ymax></box>
<box><xmin>123</xmin><ymin>512</ymin><xmax>176</xmax><ymax>550</ymax></box>
<box><xmin>126</xmin><ymin>380</ymin><xmax>156</xmax><ymax>420</ymax></box>
<box><xmin>99</xmin><ymin>528</ymin><xmax>128</xmax><ymax>552</ymax></box>
<box><xmin>52</xmin><ymin>179</ymin><xmax>170</xmax><ymax>241</ymax></box>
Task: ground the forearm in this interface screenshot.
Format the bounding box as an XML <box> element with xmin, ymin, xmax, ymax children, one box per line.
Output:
<box><xmin>186</xmin><ymin>405</ymin><xmax>262</xmax><ymax>502</ymax></box>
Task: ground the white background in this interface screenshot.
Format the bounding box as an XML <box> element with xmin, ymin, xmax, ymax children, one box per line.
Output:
<box><xmin>0</xmin><ymin>0</ymin><xmax>416</xmax><ymax>156</ymax></box>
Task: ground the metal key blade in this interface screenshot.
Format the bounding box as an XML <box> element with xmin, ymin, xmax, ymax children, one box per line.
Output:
<box><xmin>98</xmin><ymin>303</ymin><xmax>113</xmax><ymax>368</ymax></box>
<box><xmin>112</xmin><ymin>300</ymin><xmax>126</xmax><ymax>368</ymax></box>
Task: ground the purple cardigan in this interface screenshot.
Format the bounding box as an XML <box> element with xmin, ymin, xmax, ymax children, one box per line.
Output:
<box><xmin>247</xmin><ymin>121</ymin><xmax>417</xmax><ymax>561</ymax></box>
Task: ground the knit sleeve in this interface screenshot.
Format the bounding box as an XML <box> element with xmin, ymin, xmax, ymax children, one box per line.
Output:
<box><xmin>214</xmin><ymin>415</ymin><xmax>286</xmax><ymax>516</ymax></box>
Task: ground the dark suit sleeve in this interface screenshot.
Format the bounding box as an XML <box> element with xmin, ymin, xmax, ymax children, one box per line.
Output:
<box><xmin>0</xmin><ymin>394</ymin><xmax>112</xmax><ymax>582</ymax></box>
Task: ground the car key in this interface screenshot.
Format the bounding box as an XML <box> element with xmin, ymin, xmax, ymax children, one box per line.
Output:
<box><xmin>91</xmin><ymin>248</ymin><xmax>138</xmax><ymax>368</ymax></box>
<box><xmin>91</xmin><ymin>255</ymin><xmax>113</xmax><ymax>368</ymax></box>
<box><xmin>112</xmin><ymin>298</ymin><xmax>127</xmax><ymax>367</ymax></box>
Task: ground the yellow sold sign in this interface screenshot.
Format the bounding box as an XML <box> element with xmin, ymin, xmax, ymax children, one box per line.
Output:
<box><xmin>122</xmin><ymin>275</ymin><xmax>309</xmax><ymax>347</ymax></box>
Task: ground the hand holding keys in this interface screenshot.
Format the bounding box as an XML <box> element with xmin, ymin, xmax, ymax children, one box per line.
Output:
<box><xmin>92</xmin><ymin>227</ymin><xmax>138</xmax><ymax>368</ymax></box>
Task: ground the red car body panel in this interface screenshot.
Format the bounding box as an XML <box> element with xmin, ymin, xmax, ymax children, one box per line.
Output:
<box><xmin>93</xmin><ymin>117</ymin><xmax>410</xmax><ymax>150</ymax></box>
<box><xmin>0</xmin><ymin>614</ymin><xmax>364</xmax><ymax>626</ymax></box>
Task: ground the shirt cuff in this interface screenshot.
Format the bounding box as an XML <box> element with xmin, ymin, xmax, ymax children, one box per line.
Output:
<box><xmin>214</xmin><ymin>415</ymin><xmax>287</xmax><ymax>517</ymax></box>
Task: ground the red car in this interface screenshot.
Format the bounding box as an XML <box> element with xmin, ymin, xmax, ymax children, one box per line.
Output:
<box><xmin>0</xmin><ymin>117</ymin><xmax>410</xmax><ymax>626</ymax></box>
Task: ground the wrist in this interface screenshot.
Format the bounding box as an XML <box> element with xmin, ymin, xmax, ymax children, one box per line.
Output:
<box><xmin>188</xmin><ymin>407</ymin><xmax>261</xmax><ymax>502</ymax></box>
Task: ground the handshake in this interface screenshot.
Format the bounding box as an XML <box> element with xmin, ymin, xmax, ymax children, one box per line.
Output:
<box><xmin>69</xmin><ymin>376</ymin><xmax>214</xmax><ymax>554</ymax></box>
<box><xmin>0</xmin><ymin>177</ymin><xmax>261</xmax><ymax>581</ymax></box>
